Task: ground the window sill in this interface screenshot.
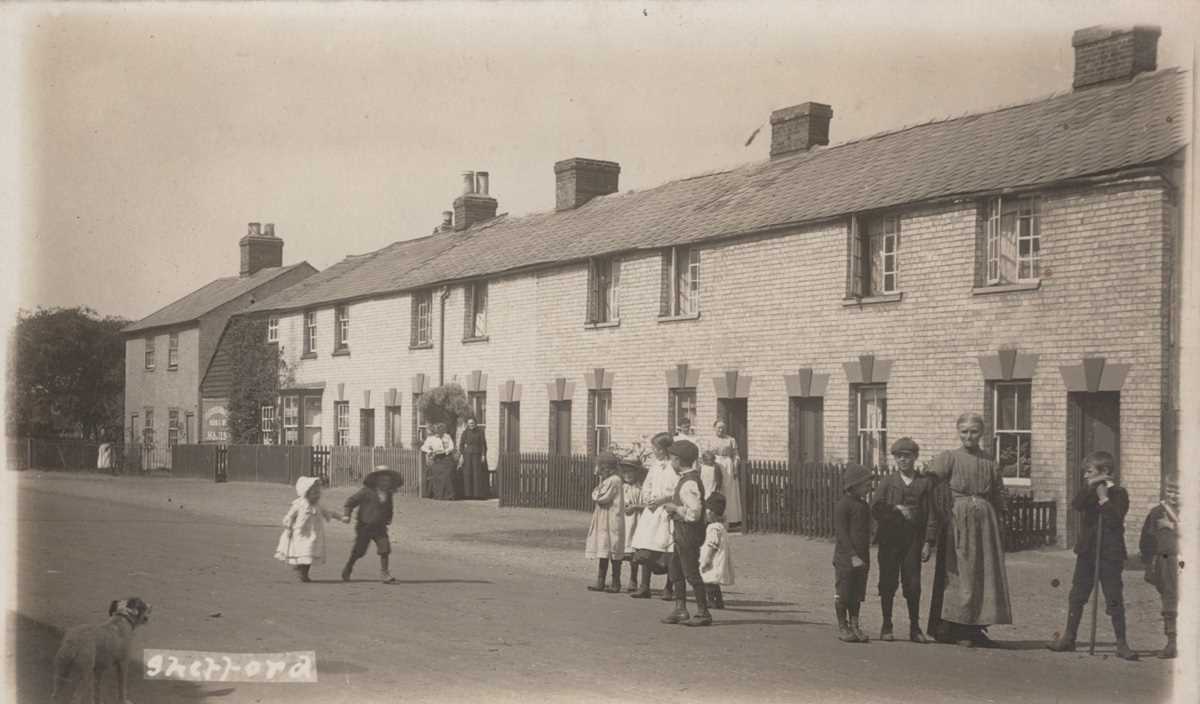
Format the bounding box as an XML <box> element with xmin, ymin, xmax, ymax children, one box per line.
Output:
<box><xmin>332</xmin><ymin>348</ymin><xmax>351</xmax><ymax>357</ymax></box>
<box><xmin>972</xmin><ymin>280</ymin><xmax>1042</xmax><ymax>296</ymax></box>
<box><xmin>584</xmin><ymin>320</ymin><xmax>621</xmax><ymax>330</ymax></box>
<box><xmin>842</xmin><ymin>292</ymin><xmax>903</xmax><ymax>307</ymax></box>
<box><xmin>1002</xmin><ymin>477</ymin><xmax>1033</xmax><ymax>487</ymax></box>
<box><xmin>409</xmin><ymin>343</ymin><xmax>434</xmax><ymax>351</ymax></box>
<box><xmin>301</xmin><ymin>352</ymin><xmax>318</xmax><ymax>360</ymax></box>
<box><xmin>462</xmin><ymin>335</ymin><xmax>490</xmax><ymax>344</ymax></box>
<box><xmin>145</xmin><ymin>368</ymin><xmax>156</xmax><ymax>372</ymax></box>
<box><xmin>657</xmin><ymin>312</ymin><xmax>701</xmax><ymax>323</ymax></box>
<box><xmin>167</xmin><ymin>365</ymin><xmax>178</xmax><ymax>372</ymax></box>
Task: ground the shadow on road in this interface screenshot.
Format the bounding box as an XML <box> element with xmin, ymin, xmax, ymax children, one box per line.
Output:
<box><xmin>8</xmin><ymin>611</ymin><xmax>219</xmax><ymax>702</ymax></box>
<box><xmin>710</xmin><ymin>618</ymin><xmax>821</xmax><ymax>627</ymax></box>
<box><xmin>304</xmin><ymin>579</ymin><xmax>493</xmax><ymax>585</ymax></box>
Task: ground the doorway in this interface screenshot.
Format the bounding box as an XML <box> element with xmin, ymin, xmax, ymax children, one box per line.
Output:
<box><xmin>716</xmin><ymin>398</ymin><xmax>749</xmax><ymax>463</ymax></box>
<box><xmin>1066</xmin><ymin>391</ymin><xmax>1120</xmax><ymax>544</ymax></box>
<box><xmin>789</xmin><ymin>397</ymin><xmax>824</xmax><ymax>466</ymax></box>
<box><xmin>500</xmin><ymin>402</ymin><xmax>521</xmax><ymax>455</ymax></box>
<box><xmin>549</xmin><ymin>401</ymin><xmax>572</xmax><ymax>456</ymax></box>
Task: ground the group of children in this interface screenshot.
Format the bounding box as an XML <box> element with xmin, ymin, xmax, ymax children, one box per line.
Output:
<box><xmin>274</xmin><ymin>466</ymin><xmax>402</xmax><ymax>584</ymax></box>
<box><xmin>585</xmin><ymin>436</ymin><xmax>736</xmax><ymax>627</ymax></box>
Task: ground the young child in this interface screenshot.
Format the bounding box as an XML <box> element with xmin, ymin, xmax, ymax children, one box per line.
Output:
<box><xmin>1047</xmin><ymin>451</ymin><xmax>1138</xmax><ymax>660</ymax></box>
<box><xmin>661</xmin><ymin>440</ymin><xmax>711</xmax><ymax>626</ymax></box>
<box><xmin>275</xmin><ymin>475</ymin><xmax>347</xmax><ymax>582</ymax></box>
<box><xmin>1140</xmin><ymin>476</ymin><xmax>1181</xmax><ymax>659</ymax></box>
<box><xmin>700</xmin><ymin>492</ymin><xmax>735</xmax><ymax>609</ymax></box>
<box><xmin>834</xmin><ymin>464</ymin><xmax>874</xmax><ymax>643</ymax></box>
<box><xmin>585</xmin><ymin>452</ymin><xmax>626</xmax><ymax>592</ymax></box>
<box><xmin>699</xmin><ymin>450</ymin><xmax>722</xmax><ymax>497</ymax></box>
<box><xmin>870</xmin><ymin>437</ymin><xmax>935</xmax><ymax>643</ymax></box>
<box><xmin>620</xmin><ymin>461</ymin><xmax>645</xmax><ymax>593</ymax></box>
<box><xmin>342</xmin><ymin>466</ymin><xmax>402</xmax><ymax>584</ymax></box>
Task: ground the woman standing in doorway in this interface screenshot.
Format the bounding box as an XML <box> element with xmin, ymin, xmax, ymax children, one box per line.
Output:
<box><xmin>708</xmin><ymin>420</ymin><xmax>743</xmax><ymax>527</ymax></box>
<box><xmin>926</xmin><ymin>412</ymin><xmax>1013</xmax><ymax>647</ymax></box>
<box><xmin>423</xmin><ymin>422</ymin><xmax>459</xmax><ymax>500</ymax></box>
<box><xmin>458</xmin><ymin>417</ymin><xmax>489</xmax><ymax>499</ymax></box>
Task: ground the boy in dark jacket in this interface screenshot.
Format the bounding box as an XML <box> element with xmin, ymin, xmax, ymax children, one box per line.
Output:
<box><xmin>870</xmin><ymin>437</ymin><xmax>935</xmax><ymax>643</ymax></box>
<box><xmin>342</xmin><ymin>467</ymin><xmax>401</xmax><ymax>584</ymax></box>
<box><xmin>1047</xmin><ymin>451</ymin><xmax>1137</xmax><ymax>660</ymax></box>
<box><xmin>660</xmin><ymin>440</ymin><xmax>711</xmax><ymax>627</ymax></box>
<box><xmin>834</xmin><ymin>464</ymin><xmax>874</xmax><ymax>643</ymax></box>
<box><xmin>1140</xmin><ymin>476</ymin><xmax>1181</xmax><ymax>658</ymax></box>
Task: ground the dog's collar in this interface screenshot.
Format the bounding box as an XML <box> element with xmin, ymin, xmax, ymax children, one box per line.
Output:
<box><xmin>115</xmin><ymin>612</ymin><xmax>138</xmax><ymax>629</ymax></box>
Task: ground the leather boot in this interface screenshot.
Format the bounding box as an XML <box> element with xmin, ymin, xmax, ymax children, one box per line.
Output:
<box><xmin>906</xmin><ymin>596</ymin><xmax>930</xmax><ymax>643</ymax></box>
<box><xmin>849</xmin><ymin>604</ymin><xmax>870</xmax><ymax>643</ymax></box>
<box><xmin>1047</xmin><ymin>604</ymin><xmax>1083</xmax><ymax>652</ymax></box>
<box><xmin>627</xmin><ymin>563</ymin><xmax>639</xmax><ymax>592</ymax></box>
<box><xmin>1112</xmin><ymin>611</ymin><xmax>1139</xmax><ymax>661</ymax></box>
<box><xmin>686</xmin><ymin>582</ymin><xmax>712</xmax><ymax>626</ymax></box>
<box><xmin>297</xmin><ymin>564</ymin><xmax>311</xmax><ymax>583</ymax></box>
<box><xmin>587</xmin><ymin>559</ymin><xmax>609</xmax><ymax>591</ymax></box>
<box><xmin>607</xmin><ymin>560</ymin><xmax>623</xmax><ymax>593</ymax></box>
<box><xmin>341</xmin><ymin>559</ymin><xmax>355</xmax><ymax>582</ymax></box>
<box><xmin>660</xmin><ymin>578</ymin><xmax>675</xmax><ymax>601</ymax></box>
<box><xmin>380</xmin><ymin>555</ymin><xmax>396</xmax><ymax>584</ymax></box>
<box><xmin>661</xmin><ymin>598</ymin><xmax>689</xmax><ymax>624</ymax></box>
<box><xmin>836</xmin><ymin>599</ymin><xmax>855</xmax><ymax>642</ymax></box>
<box><xmin>879</xmin><ymin>594</ymin><xmax>895</xmax><ymax>641</ymax></box>
<box><xmin>1160</xmin><ymin>614</ymin><xmax>1177</xmax><ymax>659</ymax></box>
<box><xmin>630</xmin><ymin>564</ymin><xmax>652</xmax><ymax>599</ymax></box>
<box><xmin>707</xmin><ymin>584</ymin><xmax>725</xmax><ymax>609</ymax></box>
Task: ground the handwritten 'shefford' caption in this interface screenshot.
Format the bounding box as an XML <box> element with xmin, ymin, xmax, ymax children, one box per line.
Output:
<box><xmin>143</xmin><ymin>650</ymin><xmax>317</xmax><ymax>683</ymax></box>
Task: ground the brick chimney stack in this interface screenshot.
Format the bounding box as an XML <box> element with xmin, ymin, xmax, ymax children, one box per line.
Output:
<box><xmin>1072</xmin><ymin>25</ymin><xmax>1160</xmax><ymax>90</ymax></box>
<box><xmin>555</xmin><ymin>158</ymin><xmax>621</xmax><ymax>211</ymax></box>
<box><xmin>770</xmin><ymin>102</ymin><xmax>833</xmax><ymax>159</ymax></box>
<box><xmin>239</xmin><ymin>221</ymin><xmax>283</xmax><ymax>277</ymax></box>
<box><xmin>453</xmin><ymin>171</ymin><xmax>499</xmax><ymax>231</ymax></box>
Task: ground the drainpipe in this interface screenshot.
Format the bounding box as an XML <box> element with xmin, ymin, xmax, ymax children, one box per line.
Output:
<box><xmin>438</xmin><ymin>286</ymin><xmax>451</xmax><ymax>385</ymax></box>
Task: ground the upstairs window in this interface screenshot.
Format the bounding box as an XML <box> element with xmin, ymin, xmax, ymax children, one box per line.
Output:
<box><xmin>267</xmin><ymin>316</ymin><xmax>279</xmax><ymax>343</ymax></box>
<box><xmin>463</xmin><ymin>282</ymin><xmax>488</xmax><ymax>340</ymax></box>
<box><xmin>167</xmin><ymin>333</ymin><xmax>179</xmax><ymax>369</ymax></box>
<box><xmin>660</xmin><ymin>246</ymin><xmax>700</xmax><ymax>317</ymax></box>
<box><xmin>586</xmin><ymin>257</ymin><xmax>621</xmax><ymax>324</ymax></box>
<box><xmin>849</xmin><ymin>215</ymin><xmax>900</xmax><ymax>298</ymax></box>
<box><xmin>335</xmin><ymin>305</ymin><xmax>350</xmax><ymax>350</ymax></box>
<box><xmin>983</xmin><ymin>196</ymin><xmax>1041</xmax><ymax>285</ymax></box>
<box><xmin>144</xmin><ymin>336</ymin><xmax>156</xmax><ymax>370</ymax></box>
<box><xmin>303</xmin><ymin>310</ymin><xmax>317</xmax><ymax>355</ymax></box>
<box><xmin>411</xmin><ymin>291</ymin><xmax>432</xmax><ymax>347</ymax></box>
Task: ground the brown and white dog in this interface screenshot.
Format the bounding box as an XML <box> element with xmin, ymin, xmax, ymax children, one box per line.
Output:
<box><xmin>51</xmin><ymin>597</ymin><xmax>152</xmax><ymax>704</ymax></box>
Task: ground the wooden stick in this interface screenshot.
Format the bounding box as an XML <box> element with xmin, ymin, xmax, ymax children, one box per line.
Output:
<box><xmin>1088</xmin><ymin>510</ymin><xmax>1103</xmax><ymax>655</ymax></box>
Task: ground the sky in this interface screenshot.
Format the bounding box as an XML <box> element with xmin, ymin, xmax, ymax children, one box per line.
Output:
<box><xmin>5</xmin><ymin>0</ymin><xmax>1198</xmax><ymax>322</ymax></box>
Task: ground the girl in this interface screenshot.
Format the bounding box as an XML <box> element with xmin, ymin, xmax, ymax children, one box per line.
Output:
<box><xmin>700</xmin><ymin>492</ymin><xmax>735</xmax><ymax>609</ymax></box>
<box><xmin>620</xmin><ymin>461</ymin><xmax>645</xmax><ymax>592</ymax></box>
<box><xmin>628</xmin><ymin>432</ymin><xmax>677</xmax><ymax>599</ymax></box>
<box><xmin>699</xmin><ymin>450</ymin><xmax>722</xmax><ymax>496</ymax></box>
<box><xmin>585</xmin><ymin>452</ymin><xmax>626</xmax><ymax>592</ymax></box>
<box><xmin>275</xmin><ymin>476</ymin><xmax>347</xmax><ymax>582</ymax></box>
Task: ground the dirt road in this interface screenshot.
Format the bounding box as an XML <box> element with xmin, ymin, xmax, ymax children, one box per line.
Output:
<box><xmin>10</xmin><ymin>475</ymin><xmax>1175</xmax><ymax>703</ymax></box>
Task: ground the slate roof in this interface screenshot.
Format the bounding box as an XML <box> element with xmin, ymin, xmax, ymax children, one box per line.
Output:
<box><xmin>124</xmin><ymin>263</ymin><xmax>312</xmax><ymax>333</ymax></box>
<box><xmin>249</xmin><ymin>68</ymin><xmax>1188</xmax><ymax>313</ymax></box>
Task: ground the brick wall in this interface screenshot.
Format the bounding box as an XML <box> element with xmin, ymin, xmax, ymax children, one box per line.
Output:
<box><xmin>124</xmin><ymin>326</ymin><xmax>201</xmax><ymax>444</ymax></box>
<box><xmin>276</xmin><ymin>176</ymin><xmax>1172</xmax><ymax>546</ymax></box>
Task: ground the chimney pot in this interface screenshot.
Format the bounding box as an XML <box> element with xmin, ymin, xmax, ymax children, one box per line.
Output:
<box><xmin>1071</xmin><ymin>25</ymin><xmax>1161</xmax><ymax>90</ymax></box>
<box><xmin>239</xmin><ymin>221</ymin><xmax>284</xmax><ymax>277</ymax></box>
<box><xmin>263</xmin><ymin>223</ymin><xmax>275</xmax><ymax>237</ymax></box>
<box><xmin>476</xmin><ymin>171</ymin><xmax>490</xmax><ymax>196</ymax></box>
<box><xmin>442</xmin><ymin>210</ymin><xmax>454</xmax><ymax>227</ymax></box>
<box><xmin>461</xmin><ymin>171</ymin><xmax>476</xmax><ymax>195</ymax></box>
<box><xmin>248</xmin><ymin>222</ymin><xmax>262</xmax><ymax>237</ymax></box>
<box><xmin>554</xmin><ymin>158</ymin><xmax>621</xmax><ymax>211</ymax></box>
<box><xmin>769</xmin><ymin>102</ymin><xmax>833</xmax><ymax>159</ymax></box>
<box><xmin>452</xmin><ymin>173</ymin><xmax>498</xmax><ymax>231</ymax></box>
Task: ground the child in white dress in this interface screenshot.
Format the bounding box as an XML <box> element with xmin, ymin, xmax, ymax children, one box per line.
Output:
<box><xmin>700</xmin><ymin>492</ymin><xmax>735</xmax><ymax>609</ymax></box>
<box><xmin>585</xmin><ymin>452</ymin><xmax>626</xmax><ymax>592</ymax></box>
<box><xmin>699</xmin><ymin>450</ymin><xmax>722</xmax><ymax>496</ymax></box>
<box><xmin>275</xmin><ymin>476</ymin><xmax>347</xmax><ymax>582</ymax></box>
<box><xmin>621</xmin><ymin>462</ymin><xmax>645</xmax><ymax>592</ymax></box>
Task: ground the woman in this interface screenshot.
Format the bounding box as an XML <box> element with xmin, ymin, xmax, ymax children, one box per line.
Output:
<box><xmin>707</xmin><ymin>420</ymin><xmax>743</xmax><ymax>526</ymax></box>
<box><xmin>627</xmin><ymin>432</ymin><xmax>677</xmax><ymax>599</ymax></box>
<box><xmin>422</xmin><ymin>422</ymin><xmax>459</xmax><ymax>500</ymax></box>
<box><xmin>926</xmin><ymin>412</ymin><xmax>1013</xmax><ymax>647</ymax></box>
<box><xmin>458</xmin><ymin>417</ymin><xmax>489</xmax><ymax>499</ymax></box>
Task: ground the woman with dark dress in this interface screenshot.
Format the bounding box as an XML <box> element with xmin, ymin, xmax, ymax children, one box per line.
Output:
<box><xmin>458</xmin><ymin>417</ymin><xmax>489</xmax><ymax>499</ymax></box>
<box><xmin>926</xmin><ymin>412</ymin><xmax>1013</xmax><ymax>647</ymax></box>
<box><xmin>422</xmin><ymin>422</ymin><xmax>460</xmax><ymax>500</ymax></box>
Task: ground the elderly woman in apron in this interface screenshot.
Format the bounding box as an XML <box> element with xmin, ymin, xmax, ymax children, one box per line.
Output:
<box><xmin>707</xmin><ymin>420</ymin><xmax>743</xmax><ymax>526</ymax></box>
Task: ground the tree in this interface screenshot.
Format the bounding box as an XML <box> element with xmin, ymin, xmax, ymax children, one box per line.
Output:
<box><xmin>418</xmin><ymin>383</ymin><xmax>471</xmax><ymax>439</ymax></box>
<box><xmin>224</xmin><ymin>316</ymin><xmax>283</xmax><ymax>444</ymax></box>
<box><xmin>7</xmin><ymin>307</ymin><xmax>128</xmax><ymax>440</ymax></box>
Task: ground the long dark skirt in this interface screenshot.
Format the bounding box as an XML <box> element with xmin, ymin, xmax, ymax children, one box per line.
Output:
<box><xmin>429</xmin><ymin>456</ymin><xmax>461</xmax><ymax>500</ymax></box>
<box><xmin>461</xmin><ymin>452</ymin><xmax>488</xmax><ymax>499</ymax></box>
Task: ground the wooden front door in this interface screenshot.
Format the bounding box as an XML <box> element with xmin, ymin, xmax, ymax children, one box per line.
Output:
<box><xmin>1066</xmin><ymin>391</ymin><xmax>1120</xmax><ymax>544</ymax></box>
<box><xmin>717</xmin><ymin>398</ymin><xmax>749</xmax><ymax>462</ymax></box>
<box><xmin>789</xmin><ymin>397</ymin><xmax>824</xmax><ymax>466</ymax></box>
<box><xmin>360</xmin><ymin>409</ymin><xmax>375</xmax><ymax>447</ymax></box>
<box><xmin>549</xmin><ymin>401</ymin><xmax>571</xmax><ymax>456</ymax></box>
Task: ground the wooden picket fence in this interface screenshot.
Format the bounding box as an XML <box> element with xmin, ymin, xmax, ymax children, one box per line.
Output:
<box><xmin>740</xmin><ymin>460</ymin><xmax>898</xmax><ymax>537</ymax></box>
<box><xmin>9</xmin><ymin>437</ymin><xmax>170</xmax><ymax>474</ymax></box>
<box><xmin>496</xmin><ymin>452</ymin><xmax>595</xmax><ymax>510</ymax></box>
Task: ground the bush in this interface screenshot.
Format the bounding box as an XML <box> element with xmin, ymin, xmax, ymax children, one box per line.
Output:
<box><xmin>418</xmin><ymin>383</ymin><xmax>472</xmax><ymax>438</ymax></box>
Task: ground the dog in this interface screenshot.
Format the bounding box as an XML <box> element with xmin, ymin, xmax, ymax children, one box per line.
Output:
<box><xmin>51</xmin><ymin>597</ymin><xmax>151</xmax><ymax>704</ymax></box>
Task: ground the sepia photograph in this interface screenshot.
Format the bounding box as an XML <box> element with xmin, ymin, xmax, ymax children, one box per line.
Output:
<box><xmin>1</xmin><ymin>1</ymin><xmax>1198</xmax><ymax>702</ymax></box>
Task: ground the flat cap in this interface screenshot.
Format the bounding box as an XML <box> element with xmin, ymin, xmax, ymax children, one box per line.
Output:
<box><xmin>890</xmin><ymin>437</ymin><xmax>920</xmax><ymax>455</ymax></box>
<box><xmin>667</xmin><ymin>440</ymin><xmax>699</xmax><ymax>466</ymax></box>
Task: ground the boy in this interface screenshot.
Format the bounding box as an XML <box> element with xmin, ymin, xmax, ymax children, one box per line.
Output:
<box><xmin>660</xmin><ymin>440</ymin><xmax>711</xmax><ymax>627</ymax></box>
<box><xmin>342</xmin><ymin>466</ymin><xmax>402</xmax><ymax>584</ymax></box>
<box><xmin>1047</xmin><ymin>451</ymin><xmax>1138</xmax><ymax>660</ymax></box>
<box><xmin>1140</xmin><ymin>476</ymin><xmax>1181</xmax><ymax>659</ymax></box>
<box><xmin>870</xmin><ymin>437</ymin><xmax>935</xmax><ymax>643</ymax></box>
<box><xmin>835</xmin><ymin>464</ymin><xmax>874</xmax><ymax>643</ymax></box>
